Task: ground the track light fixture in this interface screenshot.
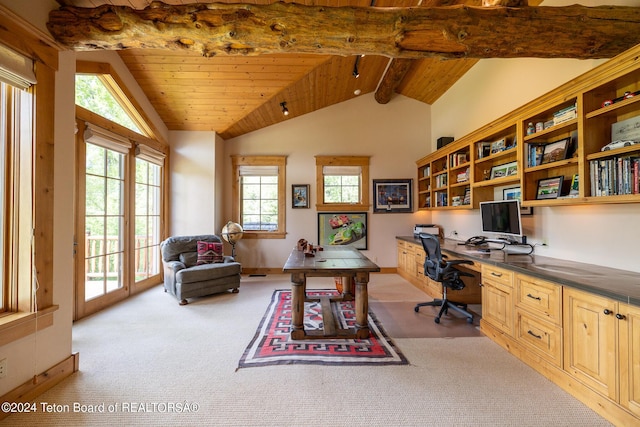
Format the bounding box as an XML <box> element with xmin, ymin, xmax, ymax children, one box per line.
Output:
<box><xmin>352</xmin><ymin>56</ymin><xmax>360</xmax><ymax>79</ymax></box>
<box><xmin>280</xmin><ymin>101</ymin><xmax>289</xmax><ymax>116</ymax></box>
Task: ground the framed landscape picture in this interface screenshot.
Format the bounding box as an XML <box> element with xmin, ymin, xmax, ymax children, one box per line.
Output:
<box><xmin>373</xmin><ymin>179</ymin><xmax>413</xmax><ymax>213</ymax></box>
<box><xmin>541</xmin><ymin>137</ymin><xmax>570</xmax><ymax>164</ymax></box>
<box><xmin>536</xmin><ymin>176</ymin><xmax>564</xmax><ymax>200</ymax></box>
<box><xmin>317</xmin><ymin>212</ymin><xmax>368</xmax><ymax>250</ymax></box>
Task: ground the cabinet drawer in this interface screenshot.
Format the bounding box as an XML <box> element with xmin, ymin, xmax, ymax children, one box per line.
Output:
<box><xmin>516</xmin><ymin>275</ymin><xmax>562</xmax><ymax>325</ymax></box>
<box><xmin>516</xmin><ymin>308</ymin><xmax>563</xmax><ymax>368</ymax></box>
<box><xmin>481</xmin><ymin>265</ymin><xmax>513</xmax><ymax>287</ymax></box>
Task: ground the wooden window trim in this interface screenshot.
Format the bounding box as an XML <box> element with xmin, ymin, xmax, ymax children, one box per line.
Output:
<box><xmin>315</xmin><ymin>155</ymin><xmax>370</xmax><ymax>212</ymax></box>
<box><xmin>0</xmin><ymin>10</ymin><xmax>57</xmax><ymax>344</ymax></box>
<box><xmin>231</xmin><ymin>155</ymin><xmax>287</xmax><ymax>239</ymax></box>
<box><xmin>76</xmin><ymin>61</ymin><xmax>167</xmax><ymax>145</ymax></box>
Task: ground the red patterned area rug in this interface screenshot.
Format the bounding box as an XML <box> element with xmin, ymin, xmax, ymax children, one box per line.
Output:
<box><xmin>237</xmin><ymin>290</ymin><xmax>408</xmax><ymax>369</ymax></box>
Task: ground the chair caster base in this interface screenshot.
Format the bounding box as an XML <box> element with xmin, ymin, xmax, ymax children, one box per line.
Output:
<box><xmin>231</xmin><ymin>288</ymin><xmax>239</xmax><ymax>293</ymax></box>
<box><xmin>179</xmin><ymin>299</ymin><xmax>188</xmax><ymax>305</ymax></box>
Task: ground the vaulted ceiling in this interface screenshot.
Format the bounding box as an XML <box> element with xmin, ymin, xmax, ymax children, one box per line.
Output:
<box><xmin>52</xmin><ymin>0</ymin><xmax>632</xmax><ymax>140</ymax></box>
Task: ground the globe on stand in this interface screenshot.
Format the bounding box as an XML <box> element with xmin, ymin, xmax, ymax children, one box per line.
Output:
<box><xmin>221</xmin><ymin>221</ymin><xmax>244</xmax><ymax>258</ymax></box>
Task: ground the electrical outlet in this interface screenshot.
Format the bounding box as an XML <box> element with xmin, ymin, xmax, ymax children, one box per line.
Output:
<box><xmin>0</xmin><ymin>358</ymin><xmax>7</xmax><ymax>378</ymax></box>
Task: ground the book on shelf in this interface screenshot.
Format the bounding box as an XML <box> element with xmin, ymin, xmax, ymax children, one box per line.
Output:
<box><xmin>462</xmin><ymin>187</ymin><xmax>471</xmax><ymax>205</ymax></box>
<box><xmin>477</xmin><ymin>142</ymin><xmax>491</xmax><ymax>159</ymax></box>
<box><xmin>590</xmin><ymin>156</ymin><xmax>640</xmax><ymax>196</ymax></box>
<box><xmin>528</xmin><ymin>143</ymin><xmax>545</xmax><ymax>167</ymax></box>
<box><xmin>450</xmin><ymin>152</ymin><xmax>468</xmax><ymax>167</ymax></box>
<box><xmin>456</xmin><ymin>168</ymin><xmax>470</xmax><ymax>183</ymax></box>
<box><xmin>552</xmin><ymin>104</ymin><xmax>577</xmax><ymax>126</ymax></box>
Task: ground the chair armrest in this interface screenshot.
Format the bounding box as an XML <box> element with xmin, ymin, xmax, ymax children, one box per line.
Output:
<box><xmin>164</xmin><ymin>260</ymin><xmax>186</xmax><ymax>273</ymax></box>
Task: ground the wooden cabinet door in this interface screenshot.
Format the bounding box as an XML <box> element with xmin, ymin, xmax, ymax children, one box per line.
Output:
<box><xmin>405</xmin><ymin>244</ymin><xmax>417</xmax><ymax>278</ymax></box>
<box><xmin>482</xmin><ymin>279</ymin><xmax>514</xmax><ymax>337</ymax></box>
<box><xmin>397</xmin><ymin>242</ymin><xmax>406</xmax><ymax>273</ymax></box>
<box><xmin>563</xmin><ymin>288</ymin><xmax>618</xmax><ymax>401</ymax></box>
<box><xmin>620</xmin><ymin>303</ymin><xmax>640</xmax><ymax>416</ymax></box>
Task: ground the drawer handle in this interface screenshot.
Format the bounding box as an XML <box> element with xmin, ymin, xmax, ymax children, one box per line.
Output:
<box><xmin>526</xmin><ymin>293</ymin><xmax>541</xmax><ymax>301</ymax></box>
<box><xmin>491</xmin><ymin>272</ymin><xmax>503</xmax><ymax>277</ymax></box>
<box><xmin>527</xmin><ymin>330</ymin><xmax>542</xmax><ymax>340</ymax></box>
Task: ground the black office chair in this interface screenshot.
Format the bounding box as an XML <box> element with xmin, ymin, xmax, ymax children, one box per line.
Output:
<box><xmin>414</xmin><ymin>233</ymin><xmax>475</xmax><ymax>324</ymax></box>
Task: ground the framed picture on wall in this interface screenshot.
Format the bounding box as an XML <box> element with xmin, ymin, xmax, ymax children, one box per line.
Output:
<box><xmin>372</xmin><ymin>179</ymin><xmax>413</xmax><ymax>213</ymax></box>
<box><xmin>292</xmin><ymin>184</ymin><xmax>309</xmax><ymax>209</ymax></box>
<box><xmin>317</xmin><ymin>212</ymin><xmax>367</xmax><ymax>250</ymax></box>
<box><xmin>503</xmin><ymin>186</ymin><xmax>533</xmax><ymax>215</ymax></box>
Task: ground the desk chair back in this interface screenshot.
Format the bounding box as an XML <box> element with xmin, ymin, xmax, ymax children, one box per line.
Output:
<box><xmin>416</xmin><ymin>233</ymin><xmax>475</xmax><ymax>324</ymax></box>
<box><xmin>419</xmin><ymin>233</ymin><xmax>446</xmax><ymax>282</ymax></box>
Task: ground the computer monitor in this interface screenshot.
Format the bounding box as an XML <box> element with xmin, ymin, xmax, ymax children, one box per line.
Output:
<box><xmin>479</xmin><ymin>200</ymin><xmax>523</xmax><ymax>239</ymax></box>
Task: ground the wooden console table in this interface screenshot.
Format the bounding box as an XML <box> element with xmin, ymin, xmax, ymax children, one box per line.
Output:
<box><xmin>282</xmin><ymin>246</ymin><xmax>380</xmax><ymax>340</ymax></box>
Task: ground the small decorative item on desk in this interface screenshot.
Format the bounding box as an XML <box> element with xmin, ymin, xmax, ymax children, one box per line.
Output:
<box><xmin>297</xmin><ymin>238</ymin><xmax>308</xmax><ymax>251</ymax></box>
<box><xmin>304</xmin><ymin>244</ymin><xmax>316</xmax><ymax>257</ymax></box>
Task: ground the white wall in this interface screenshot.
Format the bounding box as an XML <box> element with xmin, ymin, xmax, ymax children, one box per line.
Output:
<box><xmin>169</xmin><ymin>131</ymin><xmax>217</xmax><ymax>235</ymax></box>
<box><xmin>431</xmin><ymin>57</ymin><xmax>640</xmax><ymax>272</ymax></box>
<box><xmin>223</xmin><ymin>93</ymin><xmax>432</xmax><ymax>269</ymax></box>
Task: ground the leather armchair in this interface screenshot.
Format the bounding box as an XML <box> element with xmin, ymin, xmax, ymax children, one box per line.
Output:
<box><xmin>160</xmin><ymin>234</ymin><xmax>241</xmax><ymax>305</ymax></box>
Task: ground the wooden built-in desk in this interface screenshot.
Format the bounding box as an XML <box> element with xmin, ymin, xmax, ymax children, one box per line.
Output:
<box><xmin>283</xmin><ymin>246</ymin><xmax>380</xmax><ymax>340</ymax></box>
<box><xmin>397</xmin><ymin>236</ymin><xmax>640</xmax><ymax>426</ymax></box>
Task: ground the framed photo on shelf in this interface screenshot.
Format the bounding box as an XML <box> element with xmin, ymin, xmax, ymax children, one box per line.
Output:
<box><xmin>541</xmin><ymin>137</ymin><xmax>570</xmax><ymax>164</ymax></box>
<box><xmin>490</xmin><ymin>138</ymin><xmax>506</xmax><ymax>154</ymax></box>
<box><xmin>373</xmin><ymin>179</ymin><xmax>413</xmax><ymax>213</ymax></box>
<box><xmin>503</xmin><ymin>186</ymin><xmax>533</xmax><ymax>215</ymax></box>
<box><xmin>291</xmin><ymin>184</ymin><xmax>310</xmax><ymax>208</ymax></box>
<box><xmin>536</xmin><ymin>176</ymin><xmax>564</xmax><ymax>200</ymax></box>
<box><xmin>490</xmin><ymin>161</ymin><xmax>518</xmax><ymax>179</ymax></box>
<box><xmin>317</xmin><ymin>212</ymin><xmax>368</xmax><ymax>250</ymax></box>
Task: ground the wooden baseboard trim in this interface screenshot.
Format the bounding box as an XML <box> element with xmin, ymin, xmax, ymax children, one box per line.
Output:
<box><xmin>480</xmin><ymin>322</ymin><xmax>639</xmax><ymax>426</ymax></box>
<box><xmin>0</xmin><ymin>352</ymin><xmax>79</xmax><ymax>421</ymax></box>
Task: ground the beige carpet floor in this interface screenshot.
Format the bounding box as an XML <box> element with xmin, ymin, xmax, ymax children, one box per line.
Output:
<box><xmin>2</xmin><ymin>274</ymin><xmax>611</xmax><ymax>426</ymax></box>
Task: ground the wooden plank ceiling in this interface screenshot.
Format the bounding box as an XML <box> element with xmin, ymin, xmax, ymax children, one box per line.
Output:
<box><xmin>58</xmin><ymin>0</ymin><xmax>540</xmax><ymax>139</ymax></box>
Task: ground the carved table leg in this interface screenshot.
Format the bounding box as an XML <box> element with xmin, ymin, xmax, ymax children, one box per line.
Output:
<box><xmin>354</xmin><ymin>272</ymin><xmax>370</xmax><ymax>339</ymax></box>
<box><xmin>290</xmin><ymin>272</ymin><xmax>306</xmax><ymax>340</ymax></box>
<box><xmin>341</xmin><ymin>275</ymin><xmax>354</xmax><ymax>301</ymax></box>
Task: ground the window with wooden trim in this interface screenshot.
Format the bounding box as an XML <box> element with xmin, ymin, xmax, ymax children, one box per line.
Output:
<box><xmin>75</xmin><ymin>62</ymin><xmax>167</xmax><ymax>319</ymax></box>
<box><xmin>315</xmin><ymin>156</ymin><xmax>370</xmax><ymax>211</ymax></box>
<box><xmin>232</xmin><ymin>156</ymin><xmax>286</xmax><ymax>239</ymax></box>
<box><xmin>134</xmin><ymin>145</ymin><xmax>164</xmax><ymax>282</ymax></box>
<box><xmin>0</xmin><ymin>44</ymin><xmax>36</xmax><ymax>315</ymax></box>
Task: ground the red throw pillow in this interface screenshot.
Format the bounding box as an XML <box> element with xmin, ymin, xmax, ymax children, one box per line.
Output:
<box><xmin>196</xmin><ymin>241</ymin><xmax>224</xmax><ymax>264</ymax></box>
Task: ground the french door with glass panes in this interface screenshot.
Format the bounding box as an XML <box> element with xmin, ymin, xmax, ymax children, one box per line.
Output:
<box><xmin>75</xmin><ymin>132</ymin><xmax>130</xmax><ymax>319</ymax></box>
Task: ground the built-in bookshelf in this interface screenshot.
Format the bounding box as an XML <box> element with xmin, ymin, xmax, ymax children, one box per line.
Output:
<box><xmin>416</xmin><ymin>43</ymin><xmax>640</xmax><ymax>210</ymax></box>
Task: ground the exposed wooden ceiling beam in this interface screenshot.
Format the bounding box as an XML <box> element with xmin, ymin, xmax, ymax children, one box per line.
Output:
<box><xmin>375</xmin><ymin>58</ymin><xmax>413</xmax><ymax>104</ymax></box>
<box><xmin>48</xmin><ymin>2</ymin><xmax>640</xmax><ymax>60</ymax></box>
